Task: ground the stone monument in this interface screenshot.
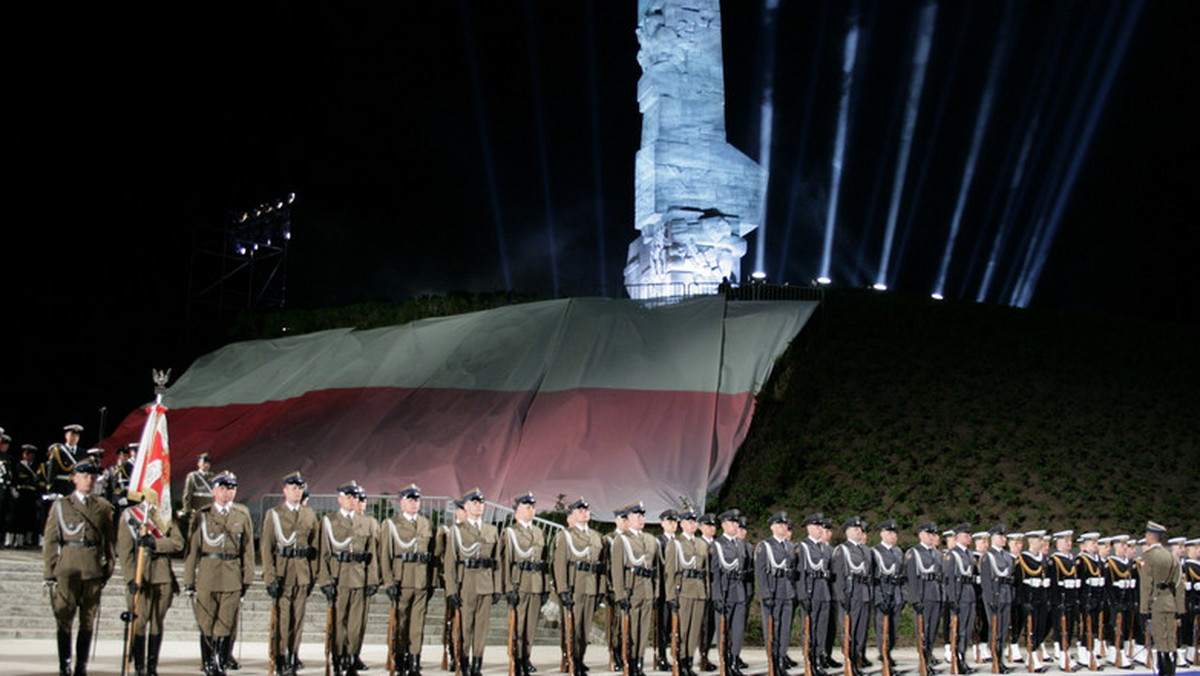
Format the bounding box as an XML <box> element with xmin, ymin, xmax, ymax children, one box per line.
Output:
<box><xmin>624</xmin><ymin>0</ymin><xmax>765</xmax><ymax>300</ymax></box>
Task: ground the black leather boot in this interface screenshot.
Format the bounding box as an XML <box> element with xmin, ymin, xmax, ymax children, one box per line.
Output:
<box><xmin>525</xmin><ymin>658</ymin><xmax>538</xmax><ymax>673</ymax></box>
<box><xmin>73</xmin><ymin>630</ymin><xmax>92</xmax><ymax>676</ymax></box>
<box><xmin>411</xmin><ymin>653</ymin><xmax>422</xmax><ymax>676</ymax></box>
<box><xmin>57</xmin><ymin>629</ymin><xmax>72</xmax><ymax>676</ymax></box>
<box><xmin>355</xmin><ymin>653</ymin><xmax>368</xmax><ymax>671</ymax></box>
<box><xmin>223</xmin><ymin>636</ymin><xmax>241</xmax><ymax>670</ymax></box>
<box><xmin>146</xmin><ymin>634</ymin><xmax>163</xmax><ymax>676</ymax></box>
<box><xmin>471</xmin><ymin>657</ymin><xmax>483</xmax><ymax>676</ymax></box>
<box><xmin>131</xmin><ymin>633</ymin><xmax>147</xmax><ymax>676</ymax></box>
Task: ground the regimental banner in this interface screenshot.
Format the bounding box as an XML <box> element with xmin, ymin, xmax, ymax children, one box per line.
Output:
<box><xmin>128</xmin><ymin>401</ymin><xmax>173</xmax><ymax>532</ymax></box>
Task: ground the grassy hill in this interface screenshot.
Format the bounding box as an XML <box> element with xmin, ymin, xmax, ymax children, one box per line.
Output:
<box><xmin>718</xmin><ymin>288</ymin><xmax>1200</xmax><ymax>541</ymax></box>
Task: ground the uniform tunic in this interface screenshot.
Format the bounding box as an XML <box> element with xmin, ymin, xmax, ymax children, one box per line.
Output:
<box><xmin>184</xmin><ymin>503</ymin><xmax>255</xmax><ymax>638</ymax></box>
<box><xmin>501</xmin><ymin>520</ymin><xmax>547</xmax><ymax>661</ymax></box>
<box><xmin>612</xmin><ymin>529</ymin><xmax>660</xmax><ymax>664</ymax></box>
<box><xmin>833</xmin><ymin>541</ymin><xmax>873</xmax><ymax>661</ymax></box>
<box><xmin>711</xmin><ymin>534</ymin><xmax>751</xmax><ymax>661</ymax></box>
<box><xmin>796</xmin><ymin>537</ymin><xmax>832</xmax><ymax>661</ymax></box>
<box><xmin>318</xmin><ymin>510</ymin><xmax>380</xmax><ymax>656</ymax></box>
<box><xmin>1138</xmin><ymin>544</ymin><xmax>1186</xmax><ymax>652</ymax></box>
<box><xmin>552</xmin><ymin>523</ymin><xmax>606</xmax><ymax>665</ymax></box>
<box><xmin>943</xmin><ymin>545</ymin><xmax>978</xmax><ymax>660</ymax></box>
<box><xmin>665</xmin><ymin>533</ymin><xmax>710</xmax><ymax>660</ymax></box>
<box><xmin>980</xmin><ymin>546</ymin><xmax>1016</xmax><ymax>658</ymax></box>
<box><xmin>756</xmin><ymin>537</ymin><xmax>795</xmax><ymax>662</ymax></box>
<box><xmin>261</xmin><ymin>502</ymin><xmax>319</xmax><ymax>655</ymax></box>
<box><xmin>444</xmin><ymin>519</ymin><xmax>501</xmax><ymax>658</ymax></box>
<box><xmin>119</xmin><ymin>507</ymin><xmax>185</xmax><ymax>635</ymax></box>
<box><xmin>1048</xmin><ymin>551</ymin><xmax>1081</xmax><ymax>651</ymax></box>
<box><xmin>382</xmin><ymin>512</ymin><xmax>435</xmax><ymax>655</ymax></box>
<box><xmin>871</xmin><ymin>543</ymin><xmax>906</xmax><ymax>658</ymax></box>
<box><xmin>906</xmin><ymin>543</ymin><xmax>944</xmax><ymax>660</ymax></box>
<box><xmin>43</xmin><ymin>492</ymin><xmax>116</xmax><ymax>631</ymax></box>
<box><xmin>1017</xmin><ymin>551</ymin><xmax>1052</xmax><ymax>649</ymax></box>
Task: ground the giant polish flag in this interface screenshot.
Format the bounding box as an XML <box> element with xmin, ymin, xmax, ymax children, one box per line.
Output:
<box><xmin>106</xmin><ymin>297</ymin><xmax>817</xmax><ymax>518</ymax></box>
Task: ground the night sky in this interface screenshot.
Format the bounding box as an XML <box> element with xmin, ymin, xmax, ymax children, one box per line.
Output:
<box><xmin>3</xmin><ymin>0</ymin><xmax>1198</xmax><ymax>449</ymax></box>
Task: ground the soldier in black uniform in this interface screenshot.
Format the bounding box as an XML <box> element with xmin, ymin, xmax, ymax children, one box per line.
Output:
<box><xmin>796</xmin><ymin>513</ymin><xmax>834</xmax><ymax>676</ymax></box>
<box><xmin>1102</xmin><ymin>534</ymin><xmax>1136</xmax><ymax>667</ymax></box>
<box><xmin>0</xmin><ymin>431</ymin><xmax>11</xmax><ymax>547</ymax></box>
<box><xmin>1075</xmin><ymin>532</ymin><xmax>1106</xmax><ymax>669</ymax></box>
<box><xmin>757</xmin><ymin>511</ymin><xmax>795</xmax><ymax>676</ymax></box>
<box><xmin>1048</xmin><ymin>530</ymin><xmax>1082</xmax><ymax>671</ymax></box>
<box><xmin>1004</xmin><ymin>532</ymin><xmax>1025</xmax><ymax>666</ymax></box>
<box><xmin>1182</xmin><ymin>538</ymin><xmax>1199</xmax><ymax>667</ymax></box>
<box><xmin>907</xmin><ymin>522</ymin><xmax>944</xmax><ymax>675</ymax></box>
<box><xmin>871</xmin><ymin>520</ymin><xmax>905</xmax><ymax>671</ymax></box>
<box><xmin>711</xmin><ymin>509</ymin><xmax>751</xmax><ymax>676</ymax></box>
<box><xmin>8</xmin><ymin>445</ymin><xmax>43</xmax><ymax>548</ymax></box>
<box><xmin>979</xmin><ymin>525</ymin><xmax>1016</xmax><ymax>674</ymax></box>
<box><xmin>656</xmin><ymin>509</ymin><xmax>679</xmax><ymax>672</ymax></box>
<box><xmin>45</xmin><ymin>424</ymin><xmax>84</xmax><ymax>498</ymax></box>
<box><xmin>943</xmin><ymin>524</ymin><xmax>977</xmax><ymax>675</ymax></box>
<box><xmin>833</xmin><ymin>517</ymin><xmax>873</xmax><ymax>676</ymax></box>
<box><xmin>1016</xmin><ymin>530</ymin><xmax>1051</xmax><ymax>672</ymax></box>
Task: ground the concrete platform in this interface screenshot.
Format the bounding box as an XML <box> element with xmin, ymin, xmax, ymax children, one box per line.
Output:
<box><xmin>0</xmin><ymin>642</ymin><xmax>1193</xmax><ymax>676</ymax></box>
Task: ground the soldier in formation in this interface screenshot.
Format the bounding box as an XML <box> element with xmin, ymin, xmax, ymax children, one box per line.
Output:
<box><xmin>260</xmin><ymin>471</ymin><xmax>318</xmax><ymax>676</ymax></box>
<box><xmin>119</xmin><ymin>497</ymin><xmax>185</xmax><ymax>676</ymax></box>
<box><xmin>444</xmin><ymin>487</ymin><xmax>500</xmax><ymax>676</ymax></box>
<box><xmin>382</xmin><ymin>483</ymin><xmax>436</xmax><ymax>676</ymax></box>
<box><xmin>553</xmin><ymin>496</ymin><xmax>605</xmax><ymax>676</ymax></box>
<box><xmin>500</xmin><ymin>491</ymin><xmax>548</xmax><ymax>676</ymax></box>
<box><xmin>318</xmin><ymin>480</ymin><xmax>380</xmax><ymax>676</ymax></box>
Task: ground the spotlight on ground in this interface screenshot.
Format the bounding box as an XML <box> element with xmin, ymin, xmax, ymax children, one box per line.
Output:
<box><xmin>751</xmin><ymin>271</ymin><xmax>768</xmax><ymax>281</ymax></box>
<box><xmin>872</xmin><ymin>283</ymin><xmax>888</xmax><ymax>291</ymax></box>
<box><xmin>931</xmin><ymin>292</ymin><xmax>944</xmax><ymax>300</ymax></box>
<box><xmin>817</xmin><ymin>276</ymin><xmax>832</xmax><ymax>285</ymax></box>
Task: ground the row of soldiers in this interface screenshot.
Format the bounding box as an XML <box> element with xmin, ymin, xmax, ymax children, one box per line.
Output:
<box><xmin>40</xmin><ymin>463</ymin><xmax>1200</xmax><ymax>676</ymax></box>
<box><xmin>0</xmin><ymin>424</ymin><xmax>135</xmax><ymax>548</ymax></box>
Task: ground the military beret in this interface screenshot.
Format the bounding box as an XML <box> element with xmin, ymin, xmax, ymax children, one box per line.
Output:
<box><xmin>916</xmin><ymin>521</ymin><xmax>938</xmax><ymax>534</ymax></box>
<box><xmin>801</xmin><ymin>512</ymin><xmax>824</xmax><ymax>527</ymax></box>
<box><xmin>718</xmin><ymin>509</ymin><xmax>742</xmax><ymax>523</ymax></box>
<box><xmin>1052</xmin><ymin>529</ymin><xmax>1074</xmax><ymax>540</ymax></box>
<box><xmin>678</xmin><ymin>509</ymin><xmax>698</xmax><ymax>521</ymax></box>
<box><xmin>337</xmin><ymin>480</ymin><xmax>361</xmax><ymax>496</ymax></box>
<box><xmin>659</xmin><ymin>509</ymin><xmax>679</xmax><ymax>522</ymax></box>
<box><xmin>212</xmin><ymin>471</ymin><xmax>238</xmax><ymax>487</ymax></box>
<box><xmin>461</xmin><ymin>487</ymin><xmax>485</xmax><ymax>503</ymax></box>
<box><xmin>768</xmin><ymin>511</ymin><xmax>790</xmax><ymax>526</ymax></box>
<box><xmin>512</xmin><ymin>491</ymin><xmax>536</xmax><ymax>508</ymax></box>
<box><xmin>398</xmin><ymin>483</ymin><xmax>422</xmax><ymax>499</ymax></box>
<box><xmin>281</xmin><ymin>470</ymin><xmax>306</xmax><ymax>487</ymax></box>
<box><xmin>878</xmin><ymin>519</ymin><xmax>899</xmax><ymax>532</ymax></box>
<box><xmin>1145</xmin><ymin>521</ymin><xmax>1167</xmax><ymax>535</ymax></box>
<box><xmin>64</xmin><ymin>424</ymin><xmax>84</xmax><ymax>433</ymax></box>
<box><xmin>698</xmin><ymin>513</ymin><xmax>716</xmax><ymax>526</ymax></box>
<box><xmin>954</xmin><ymin>523</ymin><xmax>972</xmax><ymax>534</ymax></box>
<box><xmin>1078</xmin><ymin>531</ymin><xmax>1100</xmax><ymax>542</ymax></box>
<box><xmin>988</xmin><ymin>524</ymin><xmax>1007</xmax><ymax>536</ymax></box>
<box><xmin>72</xmin><ymin>460</ymin><xmax>102</xmax><ymax>475</ymax></box>
<box><xmin>842</xmin><ymin>516</ymin><xmax>866</xmax><ymax>531</ymax></box>
<box><xmin>567</xmin><ymin>496</ymin><xmax>589</xmax><ymax>512</ymax></box>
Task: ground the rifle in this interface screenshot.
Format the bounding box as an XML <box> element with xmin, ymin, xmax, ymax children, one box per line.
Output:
<box><xmin>270</xmin><ymin>591</ymin><xmax>280</xmax><ymax>675</ymax></box>
<box><xmin>842</xmin><ymin>610</ymin><xmax>853</xmax><ymax>676</ymax></box>
<box><xmin>1086</xmin><ymin>614</ymin><xmax>1096</xmax><ymax>671</ymax></box>
<box><xmin>882</xmin><ymin>611</ymin><xmax>892</xmax><ymax>676</ymax></box>
<box><xmin>991</xmin><ymin>613</ymin><xmax>1000</xmax><ymax>674</ymax></box>
<box><xmin>671</xmin><ymin>602</ymin><xmax>680</xmax><ymax>676</ymax></box>
<box><xmin>1060</xmin><ymin>611</ymin><xmax>1071</xmax><ymax>673</ymax></box>
<box><xmin>123</xmin><ymin>525</ymin><xmax>149</xmax><ymax>676</ymax></box>
<box><xmin>388</xmin><ymin>598</ymin><xmax>398</xmax><ymax>675</ymax></box>
<box><xmin>622</xmin><ymin>587</ymin><xmax>633</xmax><ymax>676</ymax></box>
<box><xmin>766</xmin><ymin>607</ymin><xmax>776</xmax><ymax>676</ymax></box>
<box><xmin>804</xmin><ymin>612</ymin><xmax>814</xmax><ymax>676</ymax></box>
<box><xmin>454</xmin><ymin>600</ymin><xmax>465</xmax><ymax>676</ymax></box>
<box><xmin>1098</xmin><ymin>609</ymin><xmax>1106</xmax><ymax>658</ymax></box>
<box><xmin>442</xmin><ymin>603</ymin><xmax>453</xmax><ymax>671</ymax></box>
<box><xmin>325</xmin><ymin>600</ymin><xmax>334</xmax><ymax>676</ymax></box>
<box><xmin>950</xmin><ymin>613</ymin><xmax>960</xmax><ymax>675</ymax></box>
<box><xmin>509</xmin><ymin>599</ymin><xmax>517</xmax><ymax>676</ymax></box>
<box><xmin>1113</xmin><ymin>611</ymin><xmax>1123</xmax><ymax>669</ymax></box>
<box><xmin>608</xmin><ymin>600</ymin><xmax>616</xmax><ymax>672</ymax></box>
<box><xmin>1026</xmin><ymin>614</ymin><xmax>1034</xmax><ymax>674</ymax></box>
<box><xmin>917</xmin><ymin>612</ymin><xmax>928</xmax><ymax>676</ymax></box>
<box><xmin>563</xmin><ymin>597</ymin><xmax>576</xmax><ymax>676</ymax></box>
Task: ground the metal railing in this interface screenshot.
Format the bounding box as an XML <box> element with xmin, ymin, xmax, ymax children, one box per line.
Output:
<box><xmin>624</xmin><ymin>281</ymin><xmax>826</xmax><ymax>303</ymax></box>
<box><xmin>255</xmin><ymin>494</ymin><xmax>565</xmax><ymax>544</ymax></box>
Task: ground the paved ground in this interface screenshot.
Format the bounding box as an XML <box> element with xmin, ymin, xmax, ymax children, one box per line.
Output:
<box><xmin>0</xmin><ymin>642</ymin><xmax>1194</xmax><ymax>676</ymax></box>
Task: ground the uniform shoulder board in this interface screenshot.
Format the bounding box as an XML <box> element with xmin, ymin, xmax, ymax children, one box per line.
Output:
<box><xmin>232</xmin><ymin>503</ymin><xmax>252</xmax><ymax>516</ymax></box>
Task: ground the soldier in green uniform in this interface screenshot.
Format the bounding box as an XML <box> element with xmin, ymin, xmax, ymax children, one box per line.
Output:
<box><xmin>382</xmin><ymin>483</ymin><xmax>435</xmax><ymax>676</ymax></box>
<box><xmin>351</xmin><ymin>485</ymin><xmax>381</xmax><ymax>672</ymax></box>
<box><xmin>119</xmin><ymin>499</ymin><xmax>185</xmax><ymax>676</ymax></box>
<box><xmin>261</xmin><ymin>471</ymin><xmax>318</xmax><ymax>676</ymax></box>
<box><xmin>181</xmin><ymin>453</ymin><xmax>214</xmax><ymax>534</ymax></box>
<box><xmin>612</xmin><ymin>502</ymin><xmax>660</xmax><ymax>676</ymax></box>
<box><xmin>444</xmin><ymin>487</ymin><xmax>501</xmax><ymax>676</ymax></box>
<box><xmin>606</xmin><ymin>508</ymin><xmax>631</xmax><ymax>671</ymax></box>
<box><xmin>665</xmin><ymin>509</ymin><xmax>710</xmax><ymax>676</ymax></box>
<box><xmin>435</xmin><ymin>500</ymin><xmax>466</xmax><ymax>673</ymax></box>
<box><xmin>183</xmin><ymin>470</ymin><xmax>254</xmax><ymax>676</ymax></box>
<box><xmin>43</xmin><ymin>460</ymin><xmax>115</xmax><ymax>676</ymax></box>
<box><xmin>656</xmin><ymin>509</ymin><xmax>680</xmax><ymax>672</ymax></box>
<box><xmin>1139</xmin><ymin>521</ymin><xmax>1186</xmax><ymax>676</ymax></box>
<box><xmin>318</xmin><ymin>480</ymin><xmax>381</xmax><ymax>676</ymax></box>
<box><xmin>553</xmin><ymin>496</ymin><xmax>605</xmax><ymax>675</ymax></box>
<box><xmin>501</xmin><ymin>491</ymin><xmax>548</xmax><ymax>676</ymax></box>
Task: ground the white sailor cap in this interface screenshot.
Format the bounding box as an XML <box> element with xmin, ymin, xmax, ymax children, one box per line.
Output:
<box><xmin>1008</xmin><ymin>531</ymin><xmax>1024</xmax><ymax>539</ymax></box>
<box><xmin>1024</xmin><ymin>529</ymin><xmax>1045</xmax><ymax>538</ymax></box>
<box><xmin>942</xmin><ymin>530</ymin><xmax>955</xmax><ymax>537</ymax></box>
<box><xmin>1053</xmin><ymin>530</ymin><xmax>1074</xmax><ymax>540</ymax></box>
<box><xmin>1110</xmin><ymin>534</ymin><xmax>1130</xmax><ymax>543</ymax></box>
<box><xmin>1185</xmin><ymin>538</ymin><xmax>1200</xmax><ymax>546</ymax></box>
<box><xmin>1168</xmin><ymin>537</ymin><xmax>1187</xmax><ymax>545</ymax></box>
<box><xmin>1097</xmin><ymin>536</ymin><xmax>1112</xmax><ymax>544</ymax></box>
<box><xmin>972</xmin><ymin>531</ymin><xmax>989</xmax><ymax>540</ymax></box>
<box><xmin>1078</xmin><ymin>531</ymin><xmax>1101</xmax><ymax>542</ymax></box>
